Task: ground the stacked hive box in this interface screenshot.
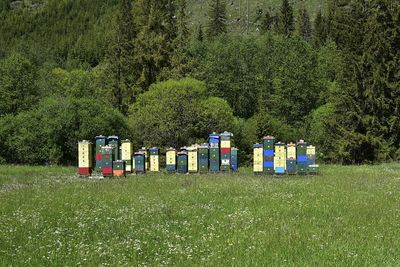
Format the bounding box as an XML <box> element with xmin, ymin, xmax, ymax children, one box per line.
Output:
<box><xmin>177</xmin><ymin>151</ymin><xmax>188</xmax><ymax>174</ymax></box>
<box><xmin>286</xmin><ymin>143</ymin><xmax>297</xmax><ymax>175</ymax></box>
<box><xmin>166</xmin><ymin>148</ymin><xmax>176</xmax><ymax>173</ymax></box>
<box><xmin>134</xmin><ymin>152</ymin><xmax>146</xmax><ymax>174</ymax></box>
<box><xmin>188</xmin><ymin>146</ymin><xmax>198</xmax><ymax>173</ymax></box>
<box><xmin>95</xmin><ymin>136</ymin><xmax>106</xmax><ymax>172</ymax></box>
<box><xmin>149</xmin><ymin>147</ymin><xmax>160</xmax><ymax>172</ymax></box>
<box><xmin>78</xmin><ymin>140</ymin><xmax>93</xmax><ymax>176</ymax></box>
<box><xmin>306</xmin><ymin>145</ymin><xmax>319</xmax><ymax>175</ymax></box>
<box><xmin>113</xmin><ymin>160</ymin><xmax>125</xmax><ymax>177</ymax></box>
<box><xmin>209</xmin><ymin>133</ymin><xmax>220</xmax><ymax>172</ymax></box>
<box><xmin>121</xmin><ymin>140</ymin><xmax>133</xmax><ymax>174</ymax></box>
<box><xmin>274</xmin><ymin>142</ymin><xmax>286</xmax><ymax>175</ymax></box>
<box><xmin>220</xmin><ymin>131</ymin><xmax>232</xmax><ymax>172</ymax></box>
<box><xmin>107</xmin><ymin>136</ymin><xmax>120</xmax><ymax>161</ymax></box>
<box><xmin>101</xmin><ymin>145</ymin><xmax>113</xmax><ymax>177</ymax></box>
<box><xmin>198</xmin><ymin>144</ymin><xmax>209</xmax><ymax>173</ymax></box>
<box><xmin>263</xmin><ymin>136</ymin><xmax>275</xmax><ymax>174</ymax></box>
<box><xmin>231</xmin><ymin>147</ymin><xmax>238</xmax><ymax>172</ymax></box>
<box><xmin>297</xmin><ymin>140</ymin><xmax>308</xmax><ymax>175</ymax></box>
<box><xmin>253</xmin><ymin>143</ymin><xmax>263</xmax><ymax>175</ymax></box>
<box><xmin>138</xmin><ymin>147</ymin><xmax>149</xmax><ymax>171</ymax></box>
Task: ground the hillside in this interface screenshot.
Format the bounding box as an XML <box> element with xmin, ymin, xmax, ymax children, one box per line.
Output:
<box><xmin>0</xmin><ymin>0</ymin><xmax>325</xmax><ymax>66</ymax></box>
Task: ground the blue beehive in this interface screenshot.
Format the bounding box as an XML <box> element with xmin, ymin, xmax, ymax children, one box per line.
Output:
<box><xmin>263</xmin><ymin>136</ymin><xmax>275</xmax><ymax>174</ymax></box>
<box><xmin>297</xmin><ymin>140</ymin><xmax>308</xmax><ymax>175</ymax></box>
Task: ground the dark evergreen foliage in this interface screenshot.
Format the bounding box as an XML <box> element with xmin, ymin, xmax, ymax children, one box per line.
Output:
<box><xmin>277</xmin><ymin>0</ymin><xmax>295</xmax><ymax>36</ymax></box>
<box><xmin>206</xmin><ymin>0</ymin><xmax>228</xmax><ymax>39</ymax></box>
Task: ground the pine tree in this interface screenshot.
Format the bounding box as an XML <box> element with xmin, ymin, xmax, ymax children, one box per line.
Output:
<box><xmin>298</xmin><ymin>3</ymin><xmax>312</xmax><ymax>41</ymax></box>
<box><xmin>107</xmin><ymin>0</ymin><xmax>137</xmax><ymax>115</ymax></box>
<box><xmin>135</xmin><ymin>0</ymin><xmax>170</xmax><ymax>91</ymax></box>
<box><xmin>313</xmin><ymin>9</ymin><xmax>326</xmax><ymax>47</ymax></box>
<box><xmin>167</xmin><ymin>0</ymin><xmax>190</xmax><ymax>79</ymax></box>
<box><xmin>197</xmin><ymin>24</ymin><xmax>204</xmax><ymax>42</ymax></box>
<box><xmin>207</xmin><ymin>0</ymin><xmax>227</xmax><ymax>40</ymax></box>
<box><xmin>260</xmin><ymin>8</ymin><xmax>274</xmax><ymax>33</ymax></box>
<box><xmin>277</xmin><ymin>0</ymin><xmax>294</xmax><ymax>36</ymax></box>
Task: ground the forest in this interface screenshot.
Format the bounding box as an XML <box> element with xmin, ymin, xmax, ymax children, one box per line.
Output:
<box><xmin>0</xmin><ymin>0</ymin><xmax>399</xmax><ymax>165</ymax></box>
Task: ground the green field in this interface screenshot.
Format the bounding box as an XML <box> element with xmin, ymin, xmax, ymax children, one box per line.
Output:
<box><xmin>1</xmin><ymin>164</ymin><xmax>400</xmax><ymax>266</ymax></box>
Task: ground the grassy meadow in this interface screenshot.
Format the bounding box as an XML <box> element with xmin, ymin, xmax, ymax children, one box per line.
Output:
<box><xmin>1</xmin><ymin>164</ymin><xmax>400</xmax><ymax>266</ymax></box>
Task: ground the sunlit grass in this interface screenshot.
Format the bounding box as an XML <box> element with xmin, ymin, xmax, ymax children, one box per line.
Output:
<box><xmin>1</xmin><ymin>164</ymin><xmax>400</xmax><ymax>266</ymax></box>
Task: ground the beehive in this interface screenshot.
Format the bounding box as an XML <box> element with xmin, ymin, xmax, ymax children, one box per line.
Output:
<box><xmin>95</xmin><ymin>135</ymin><xmax>107</xmax><ymax>172</ymax></box>
<box><xmin>274</xmin><ymin>142</ymin><xmax>286</xmax><ymax>174</ymax></box>
<box><xmin>209</xmin><ymin>147</ymin><xmax>220</xmax><ymax>172</ymax></box>
<box><xmin>78</xmin><ymin>140</ymin><xmax>93</xmax><ymax>176</ymax></box>
<box><xmin>220</xmin><ymin>131</ymin><xmax>232</xmax><ymax>172</ymax></box>
<box><xmin>139</xmin><ymin>147</ymin><xmax>149</xmax><ymax>170</ymax></box>
<box><xmin>306</xmin><ymin>145</ymin><xmax>316</xmax><ymax>166</ymax></box>
<box><xmin>113</xmin><ymin>160</ymin><xmax>125</xmax><ymax>177</ymax></box>
<box><xmin>253</xmin><ymin>143</ymin><xmax>263</xmax><ymax>174</ymax></box>
<box><xmin>177</xmin><ymin>151</ymin><xmax>188</xmax><ymax>174</ymax></box>
<box><xmin>121</xmin><ymin>140</ymin><xmax>133</xmax><ymax>174</ymax></box>
<box><xmin>306</xmin><ymin>145</ymin><xmax>319</xmax><ymax>175</ymax></box>
<box><xmin>107</xmin><ymin>136</ymin><xmax>120</xmax><ymax>161</ymax></box>
<box><xmin>286</xmin><ymin>143</ymin><xmax>297</xmax><ymax>175</ymax></box>
<box><xmin>149</xmin><ymin>147</ymin><xmax>160</xmax><ymax>172</ymax></box>
<box><xmin>166</xmin><ymin>148</ymin><xmax>176</xmax><ymax>173</ymax></box>
<box><xmin>188</xmin><ymin>146</ymin><xmax>198</xmax><ymax>173</ymax></box>
<box><xmin>231</xmin><ymin>147</ymin><xmax>239</xmax><ymax>172</ymax></box>
<box><xmin>209</xmin><ymin>133</ymin><xmax>220</xmax><ymax>148</ymax></box>
<box><xmin>198</xmin><ymin>144</ymin><xmax>209</xmax><ymax>173</ymax></box>
<box><xmin>101</xmin><ymin>145</ymin><xmax>114</xmax><ymax>177</ymax></box>
<box><xmin>134</xmin><ymin>152</ymin><xmax>146</xmax><ymax>174</ymax></box>
<box><xmin>263</xmin><ymin>136</ymin><xmax>275</xmax><ymax>174</ymax></box>
<box><xmin>297</xmin><ymin>140</ymin><xmax>308</xmax><ymax>175</ymax></box>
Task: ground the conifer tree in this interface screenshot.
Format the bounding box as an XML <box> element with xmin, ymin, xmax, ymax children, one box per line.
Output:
<box><xmin>313</xmin><ymin>9</ymin><xmax>326</xmax><ymax>47</ymax></box>
<box><xmin>197</xmin><ymin>24</ymin><xmax>204</xmax><ymax>42</ymax></box>
<box><xmin>207</xmin><ymin>0</ymin><xmax>228</xmax><ymax>40</ymax></box>
<box><xmin>277</xmin><ymin>0</ymin><xmax>294</xmax><ymax>36</ymax></box>
<box><xmin>260</xmin><ymin>8</ymin><xmax>274</xmax><ymax>33</ymax></box>
<box><xmin>107</xmin><ymin>0</ymin><xmax>137</xmax><ymax>115</ymax></box>
<box><xmin>168</xmin><ymin>0</ymin><xmax>190</xmax><ymax>79</ymax></box>
<box><xmin>135</xmin><ymin>0</ymin><xmax>170</xmax><ymax>91</ymax></box>
<box><xmin>298</xmin><ymin>3</ymin><xmax>312</xmax><ymax>41</ymax></box>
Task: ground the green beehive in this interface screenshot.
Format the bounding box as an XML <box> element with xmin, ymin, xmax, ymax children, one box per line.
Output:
<box><xmin>107</xmin><ymin>136</ymin><xmax>120</xmax><ymax>161</ymax></box>
<box><xmin>198</xmin><ymin>144</ymin><xmax>209</xmax><ymax>173</ymax></box>
<box><xmin>209</xmin><ymin>147</ymin><xmax>220</xmax><ymax>172</ymax></box>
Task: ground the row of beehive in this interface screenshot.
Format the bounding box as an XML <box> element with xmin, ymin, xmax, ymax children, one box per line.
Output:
<box><xmin>78</xmin><ymin>131</ymin><xmax>239</xmax><ymax>177</ymax></box>
<box><xmin>253</xmin><ymin>136</ymin><xmax>318</xmax><ymax>175</ymax></box>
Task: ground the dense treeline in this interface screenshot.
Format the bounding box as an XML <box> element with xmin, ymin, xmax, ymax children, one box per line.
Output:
<box><xmin>0</xmin><ymin>0</ymin><xmax>399</xmax><ymax>165</ymax></box>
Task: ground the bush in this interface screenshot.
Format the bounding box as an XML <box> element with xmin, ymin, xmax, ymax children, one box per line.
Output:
<box><xmin>128</xmin><ymin>78</ymin><xmax>238</xmax><ymax>147</ymax></box>
<box><xmin>0</xmin><ymin>97</ymin><xmax>130</xmax><ymax>165</ymax></box>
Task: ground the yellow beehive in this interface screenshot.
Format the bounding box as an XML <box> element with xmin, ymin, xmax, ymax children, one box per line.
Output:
<box><xmin>287</xmin><ymin>143</ymin><xmax>296</xmax><ymax>159</ymax></box>
<box><xmin>220</xmin><ymin>140</ymin><xmax>231</xmax><ymax>148</ymax></box>
<box><xmin>122</xmin><ymin>141</ymin><xmax>133</xmax><ymax>160</ymax></box>
<box><xmin>273</xmin><ymin>157</ymin><xmax>286</xmax><ymax>170</ymax></box>
<box><xmin>149</xmin><ymin>155</ymin><xmax>159</xmax><ymax>172</ymax></box>
<box><xmin>78</xmin><ymin>141</ymin><xmax>93</xmax><ymax>168</ymax></box>
<box><xmin>274</xmin><ymin>143</ymin><xmax>286</xmax><ymax>170</ymax></box>
<box><xmin>188</xmin><ymin>147</ymin><xmax>198</xmax><ymax>173</ymax></box>
<box><xmin>306</xmin><ymin>145</ymin><xmax>316</xmax><ymax>156</ymax></box>
<box><xmin>166</xmin><ymin>149</ymin><xmax>176</xmax><ymax>165</ymax></box>
<box><xmin>253</xmin><ymin>144</ymin><xmax>263</xmax><ymax>173</ymax></box>
<box><xmin>122</xmin><ymin>140</ymin><xmax>133</xmax><ymax>172</ymax></box>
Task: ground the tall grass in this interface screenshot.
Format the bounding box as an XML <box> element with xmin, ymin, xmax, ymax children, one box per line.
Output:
<box><xmin>1</xmin><ymin>164</ymin><xmax>400</xmax><ymax>266</ymax></box>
